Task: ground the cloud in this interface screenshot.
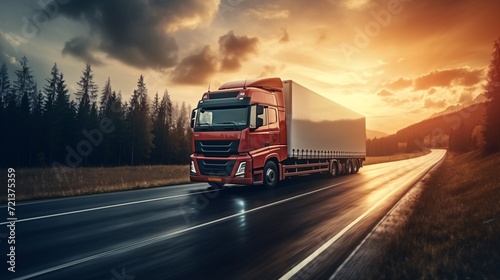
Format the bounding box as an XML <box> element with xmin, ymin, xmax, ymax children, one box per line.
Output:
<box><xmin>382</xmin><ymin>97</ymin><xmax>409</xmax><ymax>106</ymax></box>
<box><xmin>458</xmin><ymin>92</ymin><xmax>473</xmax><ymax>104</ymax></box>
<box><xmin>258</xmin><ymin>65</ymin><xmax>277</xmax><ymax>77</ymax></box>
<box><xmin>383</xmin><ymin>77</ymin><xmax>413</xmax><ymax>90</ymax></box>
<box><xmin>343</xmin><ymin>0</ymin><xmax>370</xmax><ymax>10</ymax></box>
<box><xmin>58</xmin><ymin>0</ymin><xmax>219</xmax><ymax>69</ymax></box>
<box><xmin>280</xmin><ymin>28</ymin><xmax>289</xmax><ymax>43</ymax></box>
<box><xmin>246</xmin><ymin>7</ymin><xmax>290</xmax><ymax>20</ymax></box>
<box><xmin>424</xmin><ymin>98</ymin><xmax>447</xmax><ymax>109</ymax></box>
<box><xmin>62</xmin><ymin>36</ymin><xmax>103</xmax><ymax>66</ymax></box>
<box><xmin>377</xmin><ymin>88</ymin><xmax>394</xmax><ymax>97</ymax></box>
<box><xmin>171</xmin><ymin>46</ymin><xmax>218</xmax><ymax>85</ymax></box>
<box><xmin>0</xmin><ymin>30</ymin><xmax>20</xmax><ymax>65</ymax></box>
<box><xmin>414</xmin><ymin>67</ymin><xmax>484</xmax><ymax>91</ymax></box>
<box><xmin>171</xmin><ymin>31</ymin><xmax>259</xmax><ymax>84</ymax></box>
<box><xmin>316</xmin><ymin>31</ymin><xmax>327</xmax><ymax>45</ymax></box>
<box><xmin>219</xmin><ymin>31</ymin><xmax>259</xmax><ymax>72</ymax></box>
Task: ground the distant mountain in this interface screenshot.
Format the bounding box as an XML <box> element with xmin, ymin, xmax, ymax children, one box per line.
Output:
<box><xmin>366</xmin><ymin>129</ymin><xmax>389</xmax><ymax>139</ymax></box>
<box><xmin>430</xmin><ymin>93</ymin><xmax>487</xmax><ymax>118</ymax></box>
<box><xmin>367</xmin><ymin>102</ymin><xmax>487</xmax><ymax>156</ymax></box>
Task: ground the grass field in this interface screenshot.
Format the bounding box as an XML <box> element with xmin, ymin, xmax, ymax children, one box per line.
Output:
<box><xmin>1</xmin><ymin>165</ymin><xmax>189</xmax><ymax>202</ymax></box>
<box><xmin>370</xmin><ymin>151</ymin><xmax>500</xmax><ymax>279</ymax></box>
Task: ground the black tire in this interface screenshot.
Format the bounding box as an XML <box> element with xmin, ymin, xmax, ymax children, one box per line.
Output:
<box><xmin>263</xmin><ymin>161</ymin><xmax>278</xmax><ymax>189</ymax></box>
<box><xmin>353</xmin><ymin>160</ymin><xmax>359</xmax><ymax>173</ymax></box>
<box><xmin>330</xmin><ymin>162</ymin><xmax>338</xmax><ymax>177</ymax></box>
<box><xmin>346</xmin><ymin>160</ymin><xmax>353</xmax><ymax>174</ymax></box>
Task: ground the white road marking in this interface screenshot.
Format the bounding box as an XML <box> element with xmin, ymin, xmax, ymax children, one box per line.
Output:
<box><xmin>0</xmin><ymin>188</ymin><xmax>214</xmax><ymax>225</ymax></box>
<box><xmin>279</xmin><ymin>150</ymin><xmax>445</xmax><ymax>280</ymax></box>
<box><xmin>13</xmin><ymin>179</ymin><xmax>355</xmax><ymax>280</ymax></box>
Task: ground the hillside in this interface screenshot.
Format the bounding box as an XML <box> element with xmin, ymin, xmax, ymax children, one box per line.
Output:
<box><xmin>366</xmin><ymin>129</ymin><xmax>389</xmax><ymax>140</ymax></box>
<box><xmin>430</xmin><ymin>93</ymin><xmax>487</xmax><ymax>118</ymax></box>
<box><xmin>367</xmin><ymin>102</ymin><xmax>486</xmax><ymax>156</ymax></box>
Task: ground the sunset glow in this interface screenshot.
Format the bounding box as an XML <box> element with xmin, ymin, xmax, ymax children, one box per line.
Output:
<box><xmin>0</xmin><ymin>0</ymin><xmax>498</xmax><ymax>133</ymax></box>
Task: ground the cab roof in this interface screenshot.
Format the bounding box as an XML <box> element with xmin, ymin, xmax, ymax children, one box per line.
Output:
<box><xmin>218</xmin><ymin>77</ymin><xmax>283</xmax><ymax>91</ymax></box>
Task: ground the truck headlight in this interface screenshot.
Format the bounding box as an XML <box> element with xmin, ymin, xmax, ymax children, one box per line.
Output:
<box><xmin>190</xmin><ymin>161</ymin><xmax>197</xmax><ymax>174</ymax></box>
<box><xmin>235</xmin><ymin>162</ymin><xmax>246</xmax><ymax>177</ymax></box>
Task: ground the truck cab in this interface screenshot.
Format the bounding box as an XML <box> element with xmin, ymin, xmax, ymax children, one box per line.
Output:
<box><xmin>189</xmin><ymin>77</ymin><xmax>287</xmax><ymax>188</ymax></box>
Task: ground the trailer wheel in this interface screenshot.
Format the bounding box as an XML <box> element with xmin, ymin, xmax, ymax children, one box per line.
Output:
<box><xmin>346</xmin><ymin>160</ymin><xmax>353</xmax><ymax>174</ymax></box>
<box><xmin>263</xmin><ymin>161</ymin><xmax>278</xmax><ymax>189</ymax></box>
<box><xmin>352</xmin><ymin>160</ymin><xmax>359</xmax><ymax>174</ymax></box>
<box><xmin>330</xmin><ymin>162</ymin><xmax>338</xmax><ymax>177</ymax></box>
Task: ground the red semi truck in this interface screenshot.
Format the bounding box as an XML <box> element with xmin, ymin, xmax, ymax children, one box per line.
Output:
<box><xmin>189</xmin><ymin>77</ymin><xmax>366</xmax><ymax>188</ymax></box>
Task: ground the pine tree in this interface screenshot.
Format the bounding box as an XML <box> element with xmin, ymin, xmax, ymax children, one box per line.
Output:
<box><xmin>172</xmin><ymin>101</ymin><xmax>190</xmax><ymax>164</ymax></box>
<box><xmin>76</xmin><ymin>63</ymin><xmax>98</xmax><ymax>131</ymax></box>
<box><xmin>0</xmin><ymin>62</ymin><xmax>10</xmax><ymax>166</ymax></box>
<box><xmin>43</xmin><ymin>64</ymin><xmax>61</xmax><ymax>163</ymax></box>
<box><xmin>44</xmin><ymin>64</ymin><xmax>59</xmax><ymax>113</ymax></box>
<box><xmin>126</xmin><ymin>75</ymin><xmax>154</xmax><ymax>165</ymax></box>
<box><xmin>105</xmin><ymin>90</ymin><xmax>126</xmax><ymax>165</ymax></box>
<box><xmin>10</xmin><ymin>57</ymin><xmax>37</xmax><ymax>166</ymax></box>
<box><xmin>100</xmin><ymin>77</ymin><xmax>112</xmax><ymax>117</ymax></box>
<box><xmin>151</xmin><ymin>90</ymin><xmax>174</xmax><ymax>164</ymax></box>
<box><xmin>31</xmin><ymin>90</ymin><xmax>45</xmax><ymax>165</ymax></box>
<box><xmin>55</xmin><ymin>73</ymin><xmax>78</xmax><ymax>162</ymax></box>
<box><xmin>484</xmin><ymin>37</ymin><xmax>500</xmax><ymax>153</ymax></box>
<box><xmin>14</xmin><ymin>56</ymin><xmax>37</xmax><ymax>109</ymax></box>
<box><xmin>17</xmin><ymin>87</ymin><xmax>31</xmax><ymax>165</ymax></box>
<box><xmin>0</xmin><ymin>62</ymin><xmax>10</xmax><ymax>105</ymax></box>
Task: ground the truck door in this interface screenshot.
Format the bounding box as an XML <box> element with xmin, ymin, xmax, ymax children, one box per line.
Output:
<box><xmin>249</xmin><ymin>105</ymin><xmax>271</xmax><ymax>168</ymax></box>
<box><xmin>268</xmin><ymin>107</ymin><xmax>280</xmax><ymax>147</ymax></box>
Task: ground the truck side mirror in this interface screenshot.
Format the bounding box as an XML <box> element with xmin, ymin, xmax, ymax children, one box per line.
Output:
<box><xmin>256</xmin><ymin>117</ymin><xmax>264</xmax><ymax>128</ymax></box>
<box><xmin>190</xmin><ymin>109</ymin><xmax>197</xmax><ymax>128</ymax></box>
<box><xmin>250</xmin><ymin>105</ymin><xmax>265</xmax><ymax>130</ymax></box>
<box><xmin>256</xmin><ymin>105</ymin><xmax>264</xmax><ymax>115</ymax></box>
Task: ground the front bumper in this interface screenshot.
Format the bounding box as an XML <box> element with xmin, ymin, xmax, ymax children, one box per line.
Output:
<box><xmin>190</xmin><ymin>154</ymin><xmax>254</xmax><ymax>185</ymax></box>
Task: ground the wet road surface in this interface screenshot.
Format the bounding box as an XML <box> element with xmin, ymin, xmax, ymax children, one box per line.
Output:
<box><xmin>0</xmin><ymin>150</ymin><xmax>446</xmax><ymax>279</ymax></box>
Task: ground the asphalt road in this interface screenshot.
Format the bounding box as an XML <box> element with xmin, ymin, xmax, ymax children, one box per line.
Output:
<box><xmin>0</xmin><ymin>149</ymin><xmax>446</xmax><ymax>280</ymax></box>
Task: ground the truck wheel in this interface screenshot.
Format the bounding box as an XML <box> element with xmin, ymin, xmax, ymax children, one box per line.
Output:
<box><xmin>346</xmin><ymin>160</ymin><xmax>353</xmax><ymax>174</ymax></box>
<box><xmin>330</xmin><ymin>162</ymin><xmax>338</xmax><ymax>177</ymax></box>
<box><xmin>352</xmin><ymin>160</ymin><xmax>359</xmax><ymax>173</ymax></box>
<box><xmin>263</xmin><ymin>161</ymin><xmax>278</xmax><ymax>189</ymax></box>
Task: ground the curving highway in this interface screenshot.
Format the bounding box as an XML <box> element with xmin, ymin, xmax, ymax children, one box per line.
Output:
<box><xmin>0</xmin><ymin>149</ymin><xmax>446</xmax><ymax>280</ymax></box>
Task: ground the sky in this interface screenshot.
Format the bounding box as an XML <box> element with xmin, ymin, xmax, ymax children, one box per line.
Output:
<box><xmin>0</xmin><ymin>0</ymin><xmax>498</xmax><ymax>133</ymax></box>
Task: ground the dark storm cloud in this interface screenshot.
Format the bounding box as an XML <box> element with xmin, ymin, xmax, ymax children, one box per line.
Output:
<box><xmin>58</xmin><ymin>0</ymin><xmax>219</xmax><ymax>69</ymax></box>
<box><xmin>219</xmin><ymin>31</ymin><xmax>258</xmax><ymax>72</ymax></box>
<box><xmin>171</xmin><ymin>31</ymin><xmax>259</xmax><ymax>85</ymax></box>
<box><xmin>171</xmin><ymin>46</ymin><xmax>218</xmax><ymax>85</ymax></box>
<box><xmin>62</xmin><ymin>36</ymin><xmax>103</xmax><ymax>66</ymax></box>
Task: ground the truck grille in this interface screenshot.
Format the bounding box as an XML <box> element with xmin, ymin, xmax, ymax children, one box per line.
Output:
<box><xmin>197</xmin><ymin>159</ymin><xmax>235</xmax><ymax>176</ymax></box>
<box><xmin>195</xmin><ymin>140</ymin><xmax>239</xmax><ymax>157</ymax></box>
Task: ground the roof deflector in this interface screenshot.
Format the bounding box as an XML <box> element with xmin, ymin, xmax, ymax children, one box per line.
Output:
<box><xmin>218</xmin><ymin>77</ymin><xmax>283</xmax><ymax>91</ymax></box>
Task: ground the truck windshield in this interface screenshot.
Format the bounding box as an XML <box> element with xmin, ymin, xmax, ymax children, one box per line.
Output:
<box><xmin>195</xmin><ymin>107</ymin><xmax>249</xmax><ymax>131</ymax></box>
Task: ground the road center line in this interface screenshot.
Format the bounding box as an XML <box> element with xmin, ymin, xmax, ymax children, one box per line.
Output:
<box><xmin>0</xmin><ymin>189</ymin><xmax>215</xmax><ymax>225</ymax></box>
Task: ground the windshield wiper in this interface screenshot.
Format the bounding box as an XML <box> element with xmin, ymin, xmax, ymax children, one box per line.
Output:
<box><xmin>197</xmin><ymin>122</ymin><xmax>213</xmax><ymax>130</ymax></box>
<box><xmin>215</xmin><ymin>121</ymin><xmax>239</xmax><ymax>130</ymax></box>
